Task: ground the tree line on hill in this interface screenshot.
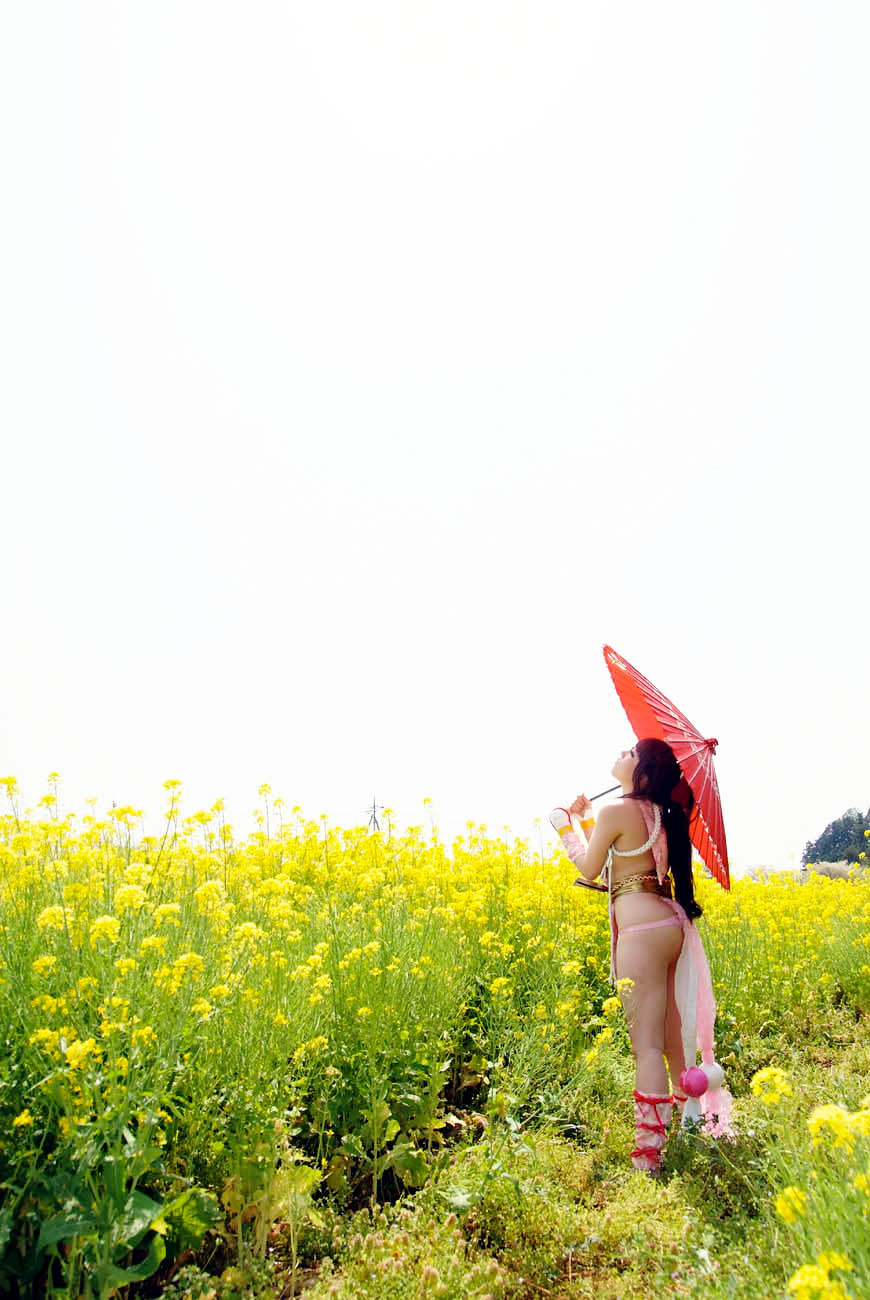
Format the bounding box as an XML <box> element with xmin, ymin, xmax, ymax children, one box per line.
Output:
<box><xmin>802</xmin><ymin>807</ymin><xmax>870</xmax><ymax>865</ymax></box>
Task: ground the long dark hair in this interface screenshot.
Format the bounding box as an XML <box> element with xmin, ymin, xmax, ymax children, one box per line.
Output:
<box><xmin>626</xmin><ymin>737</ymin><xmax>702</xmax><ymax>920</ymax></box>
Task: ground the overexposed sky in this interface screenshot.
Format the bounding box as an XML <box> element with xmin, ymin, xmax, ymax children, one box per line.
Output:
<box><xmin>2</xmin><ymin>2</ymin><xmax>868</xmax><ymax>872</ymax></box>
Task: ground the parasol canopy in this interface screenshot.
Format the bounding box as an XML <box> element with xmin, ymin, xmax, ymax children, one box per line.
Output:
<box><xmin>602</xmin><ymin>644</ymin><xmax>730</xmax><ymax>889</ymax></box>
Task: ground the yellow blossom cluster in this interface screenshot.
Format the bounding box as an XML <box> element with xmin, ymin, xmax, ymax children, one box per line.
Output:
<box><xmin>808</xmin><ymin>1103</ymin><xmax>870</xmax><ymax>1152</ymax></box>
<box><xmin>787</xmin><ymin>1252</ymin><xmax>853</xmax><ymax>1300</ymax></box>
<box><xmin>750</xmin><ymin>1066</ymin><xmax>793</xmax><ymax>1106</ymax></box>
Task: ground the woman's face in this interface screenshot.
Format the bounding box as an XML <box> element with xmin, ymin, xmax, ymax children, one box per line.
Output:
<box><xmin>611</xmin><ymin>745</ymin><xmax>639</xmax><ymax>783</ymax></box>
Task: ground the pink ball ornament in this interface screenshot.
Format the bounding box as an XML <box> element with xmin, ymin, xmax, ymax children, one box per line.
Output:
<box><xmin>679</xmin><ymin>1066</ymin><xmax>709</xmax><ymax>1097</ymax></box>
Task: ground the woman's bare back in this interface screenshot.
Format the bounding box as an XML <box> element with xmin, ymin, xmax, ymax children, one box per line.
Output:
<box><xmin>610</xmin><ymin>799</ymin><xmax>681</xmax><ymax>929</ymax></box>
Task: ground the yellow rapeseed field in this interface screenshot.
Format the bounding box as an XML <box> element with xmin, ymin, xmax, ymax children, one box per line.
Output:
<box><xmin>1</xmin><ymin>778</ymin><xmax>869</xmax><ymax>1297</ymax></box>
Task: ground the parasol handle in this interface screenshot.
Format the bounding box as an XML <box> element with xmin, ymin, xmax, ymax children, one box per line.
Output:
<box><xmin>590</xmin><ymin>783</ymin><xmax>621</xmax><ymax>802</ymax></box>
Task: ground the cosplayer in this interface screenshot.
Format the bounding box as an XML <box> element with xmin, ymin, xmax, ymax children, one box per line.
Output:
<box><xmin>550</xmin><ymin>737</ymin><xmax>732</xmax><ymax>1174</ymax></box>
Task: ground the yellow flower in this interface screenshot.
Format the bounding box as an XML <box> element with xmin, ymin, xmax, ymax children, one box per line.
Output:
<box><xmin>750</xmin><ymin>1066</ymin><xmax>792</xmax><ymax>1106</ymax></box>
<box><xmin>29</xmin><ymin>1027</ymin><xmax>61</xmax><ymax>1054</ymax></box>
<box><xmin>12</xmin><ymin>1109</ymin><xmax>34</xmax><ymax>1128</ymax></box>
<box><xmin>357</xmin><ymin>1006</ymin><xmax>373</xmax><ymax>1018</ymax></box>
<box><xmin>139</xmin><ymin>934</ymin><xmax>167</xmax><ymax>956</ymax></box>
<box><xmin>808</xmin><ymin>1104</ymin><xmax>856</xmax><ymax>1151</ymax></box>
<box><xmin>788</xmin><ymin>1253</ymin><xmax>854</xmax><ymax>1300</ymax></box>
<box><xmin>89</xmin><ymin>915</ymin><xmax>121</xmax><ymax>947</ymax></box>
<box><xmin>848</xmin><ymin>1108</ymin><xmax>870</xmax><ymax>1138</ymax></box>
<box><xmin>817</xmin><ymin>1252</ymin><xmax>852</xmax><ymax>1274</ymax></box>
<box><xmin>65</xmin><ymin>1037</ymin><xmax>100</xmax><ymax>1070</ymax></box>
<box><xmin>173</xmin><ymin>951</ymin><xmax>204</xmax><ymax>981</ymax></box>
<box><xmin>193</xmin><ymin>881</ymin><xmax>224</xmax><ymax>914</ymax></box>
<box><xmin>32</xmin><ymin>955</ymin><xmax>57</xmax><ymax>977</ymax></box>
<box><xmin>231</xmin><ymin>921</ymin><xmax>264</xmax><ymax>948</ymax></box>
<box><xmin>775</xmin><ymin>1185</ymin><xmax>807</xmax><ymax>1223</ymax></box>
<box><xmin>787</xmin><ymin>1265</ymin><xmax>828</xmax><ymax>1298</ymax></box>
<box><xmin>114</xmin><ymin>884</ymin><xmax>146</xmax><ymax>913</ymax></box>
<box><xmin>191</xmin><ymin>998</ymin><xmax>212</xmax><ymax>1019</ymax></box>
<box><xmin>153</xmin><ymin>903</ymin><xmax>182</xmax><ymax>928</ymax></box>
<box><xmin>36</xmin><ymin>906</ymin><xmax>66</xmax><ymax>932</ymax></box>
<box><xmin>31</xmin><ymin>994</ymin><xmax>60</xmax><ymax>1015</ymax></box>
<box><xmin>602</xmin><ymin>996</ymin><xmax>621</xmax><ymax>1016</ymax></box>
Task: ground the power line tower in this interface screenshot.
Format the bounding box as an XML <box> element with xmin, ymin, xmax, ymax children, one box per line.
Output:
<box><xmin>366</xmin><ymin>796</ymin><xmax>384</xmax><ymax>833</ymax></box>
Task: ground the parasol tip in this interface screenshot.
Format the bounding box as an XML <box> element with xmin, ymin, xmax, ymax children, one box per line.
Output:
<box><xmin>705</xmin><ymin>737</ymin><xmax>719</xmax><ymax>754</ymax></box>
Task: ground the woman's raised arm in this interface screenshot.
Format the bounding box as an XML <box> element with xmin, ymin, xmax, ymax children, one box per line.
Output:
<box><xmin>549</xmin><ymin>803</ymin><xmax>622</xmax><ymax>884</ymax></box>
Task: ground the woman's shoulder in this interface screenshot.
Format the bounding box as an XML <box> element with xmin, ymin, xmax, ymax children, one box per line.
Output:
<box><xmin>609</xmin><ymin>797</ymin><xmax>658</xmax><ymax>839</ymax></box>
<box><xmin>598</xmin><ymin>798</ymin><xmax>646</xmax><ymax>830</ymax></box>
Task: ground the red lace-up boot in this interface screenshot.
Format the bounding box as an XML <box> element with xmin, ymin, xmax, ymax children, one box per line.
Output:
<box><xmin>631</xmin><ymin>1090</ymin><xmax>673</xmax><ymax>1173</ymax></box>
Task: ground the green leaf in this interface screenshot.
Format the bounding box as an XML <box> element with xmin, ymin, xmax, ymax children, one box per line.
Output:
<box><xmin>393</xmin><ymin>1146</ymin><xmax>429</xmax><ymax>1187</ymax></box>
<box><xmin>38</xmin><ymin>1212</ymin><xmax>98</xmax><ymax>1248</ymax></box>
<box><xmin>383</xmin><ymin>1118</ymin><xmax>401</xmax><ymax>1144</ymax></box>
<box><xmin>283</xmin><ymin>1165</ymin><xmax>321</xmax><ymax>1199</ymax></box>
<box><xmin>0</xmin><ymin>1205</ymin><xmax>14</xmax><ymax>1254</ymax></box>
<box><xmin>324</xmin><ymin>1155</ymin><xmax>349</xmax><ymax>1193</ymax></box>
<box><xmin>101</xmin><ymin>1155</ymin><xmax>126</xmax><ymax>1209</ymax></box>
<box><xmin>93</xmin><ymin>1232</ymin><xmax>166</xmax><ymax>1287</ymax></box>
<box><xmin>116</xmin><ymin>1191</ymin><xmax>163</xmax><ymax>1246</ymax></box>
<box><xmin>340</xmin><ymin>1132</ymin><xmax>366</xmax><ymax>1159</ymax></box>
<box><xmin>162</xmin><ymin>1188</ymin><xmax>223</xmax><ymax>1253</ymax></box>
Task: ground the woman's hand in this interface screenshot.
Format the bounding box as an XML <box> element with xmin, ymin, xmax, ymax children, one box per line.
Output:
<box><xmin>569</xmin><ymin>794</ymin><xmax>592</xmax><ymax>818</ymax></box>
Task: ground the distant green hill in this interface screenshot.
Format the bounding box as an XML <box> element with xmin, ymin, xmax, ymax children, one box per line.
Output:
<box><xmin>803</xmin><ymin>806</ymin><xmax>870</xmax><ymax>864</ymax></box>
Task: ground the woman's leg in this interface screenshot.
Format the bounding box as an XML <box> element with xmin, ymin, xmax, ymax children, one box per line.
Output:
<box><xmin>616</xmin><ymin>925</ymin><xmax>683</xmax><ymax>1095</ymax></box>
<box><xmin>616</xmin><ymin>924</ymin><xmax>683</xmax><ymax>1170</ymax></box>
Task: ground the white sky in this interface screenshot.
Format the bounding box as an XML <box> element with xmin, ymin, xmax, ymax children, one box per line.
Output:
<box><xmin>2</xmin><ymin>2</ymin><xmax>869</xmax><ymax>873</ymax></box>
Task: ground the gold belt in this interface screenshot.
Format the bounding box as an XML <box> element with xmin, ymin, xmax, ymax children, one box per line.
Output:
<box><xmin>611</xmin><ymin>873</ymin><xmax>672</xmax><ymax>902</ymax></box>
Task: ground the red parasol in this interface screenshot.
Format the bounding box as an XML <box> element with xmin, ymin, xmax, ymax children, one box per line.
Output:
<box><xmin>602</xmin><ymin>644</ymin><xmax>730</xmax><ymax>890</ymax></box>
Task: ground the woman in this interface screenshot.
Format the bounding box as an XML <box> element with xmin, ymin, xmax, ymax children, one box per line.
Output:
<box><xmin>549</xmin><ymin>737</ymin><xmax>730</xmax><ymax>1174</ymax></box>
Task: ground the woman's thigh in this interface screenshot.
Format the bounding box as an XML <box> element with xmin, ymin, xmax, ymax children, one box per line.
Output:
<box><xmin>616</xmin><ymin>925</ymin><xmax>683</xmax><ymax>1047</ymax></box>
